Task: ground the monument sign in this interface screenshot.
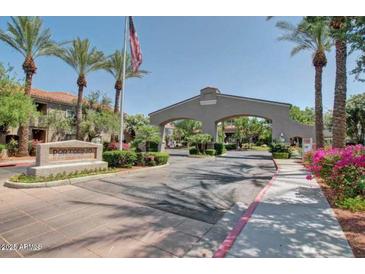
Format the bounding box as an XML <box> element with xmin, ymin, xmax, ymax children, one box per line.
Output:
<box><xmin>27</xmin><ymin>140</ymin><xmax>108</xmax><ymax>176</ymax></box>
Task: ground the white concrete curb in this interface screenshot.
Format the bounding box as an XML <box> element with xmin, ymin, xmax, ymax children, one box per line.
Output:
<box><xmin>4</xmin><ymin>163</ymin><xmax>169</xmax><ymax>189</ymax></box>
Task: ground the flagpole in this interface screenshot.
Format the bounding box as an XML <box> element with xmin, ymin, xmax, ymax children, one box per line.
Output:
<box><xmin>119</xmin><ymin>16</ymin><xmax>128</xmax><ymax>150</ymax></box>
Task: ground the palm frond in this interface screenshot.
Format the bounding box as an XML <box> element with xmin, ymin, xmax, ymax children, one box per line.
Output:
<box><xmin>103</xmin><ymin>50</ymin><xmax>148</xmax><ymax>81</ymax></box>
<box><xmin>55</xmin><ymin>37</ymin><xmax>105</xmax><ymax>76</ymax></box>
<box><xmin>0</xmin><ymin>16</ymin><xmax>58</xmax><ymax>59</ymax></box>
<box><xmin>276</xmin><ymin>18</ymin><xmax>332</xmax><ymax>58</ymax></box>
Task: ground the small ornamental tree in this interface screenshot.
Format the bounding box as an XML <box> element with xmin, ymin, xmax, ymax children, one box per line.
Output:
<box><xmin>133</xmin><ymin>125</ymin><xmax>161</xmax><ymax>152</ymax></box>
<box><xmin>80</xmin><ymin>109</ymin><xmax>119</xmax><ymax>142</ymax></box>
<box><xmin>188</xmin><ymin>133</ymin><xmax>212</xmax><ymax>154</ymax></box>
<box><xmin>45</xmin><ymin>110</ymin><xmax>74</xmax><ymax>141</ymax></box>
<box><xmin>125</xmin><ymin>114</ymin><xmax>150</xmax><ymax>140</ymax></box>
<box><xmin>346</xmin><ymin>93</ymin><xmax>365</xmax><ymax>145</ymax></box>
<box><xmin>0</xmin><ymin>64</ymin><xmax>38</xmax><ymax>135</ymax></box>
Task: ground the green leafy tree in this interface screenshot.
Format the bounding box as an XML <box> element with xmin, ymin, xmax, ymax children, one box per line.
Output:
<box><xmin>80</xmin><ymin>91</ymin><xmax>119</xmax><ymax>141</ymax></box>
<box><xmin>233</xmin><ymin>117</ymin><xmax>272</xmax><ymax>146</ymax></box>
<box><xmin>0</xmin><ymin>16</ymin><xmax>59</xmax><ymax>155</ymax></box>
<box><xmin>80</xmin><ymin>109</ymin><xmax>119</xmax><ymax>142</ymax></box>
<box><xmin>0</xmin><ymin>77</ymin><xmax>38</xmax><ymax>134</ymax></box>
<box><xmin>277</xmin><ymin>17</ymin><xmax>331</xmax><ymax>148</ymax></box>
<box><xmin>173</xmin><ymin>119</ymin><xmax>202</xmax><ymax>142</ymax></box>
<box><xmin>44</xmin><ymin>110</ymin><xmax>74</xmax><ymax>141</ymax></box>
<box><xmin>324</xmin><ymin>109</ymin><xmax>333</xmax><ymax>131</ymax></box>
<box><xmin>346</xmin><ymin>93</ymin><xmax>365</xmax><ymax>144</ymax></box>
<box><xmin>125</xmin><ymin>114</ymin><xmax>150</xmax><ymax>141</ymax></box>
<box><xmin>133</xmin><ymin>125</ymin><xmax>161</xmax><ymax>152</ymax></box>
<box><xmin>348</xmin><ymin>17</ymin><xmax>365</xmax><ymax>82</ymax></box>
<box><xmin>289</xmin><ymin>106</ymin><xmax>315</xmax><ymax>125</ymax></box>
<box><xmin>54</xmin><ymin>38</ymin><xmax>105</xmax><ymax>140</ymax></box>
<box><xmin>187</xmin><ymin>133</ymin><xmax>212</xmax><ymax>154</ymax></box>
<box><xmin>234</xmin><ymin>117</ymin><xmax>250</xmax><ymax>147</ymax></box>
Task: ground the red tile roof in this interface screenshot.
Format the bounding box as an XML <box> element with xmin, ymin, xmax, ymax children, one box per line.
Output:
<box><xmin>31</xmin><ymin>88</ymin><xmax>77</xmax><ymax>105</ymax></box>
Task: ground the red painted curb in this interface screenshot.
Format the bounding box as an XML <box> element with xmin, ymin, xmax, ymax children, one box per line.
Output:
<box><xmin>213</xmin><ymin>159</ymin><xmax>280</xmax><ymax>258</ymax></box>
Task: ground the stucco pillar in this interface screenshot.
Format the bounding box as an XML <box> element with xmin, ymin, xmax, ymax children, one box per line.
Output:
<box><xmin>272</xmin><ymin>120</ymin><xmax>287</xmax><ymax>143</ymax></box>
<box><xmin>202</xmin><ymin>121</ymin><xmax>218</xmax><ymax>142</ymax></box>
<box><xmin>158</xmin><ymin>125</ymin><xmax>166</xmax><ymax>151</ymax></box>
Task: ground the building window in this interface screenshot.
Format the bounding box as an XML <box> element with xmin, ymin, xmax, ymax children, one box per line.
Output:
<box><xmin>36</xmin><ymin>103</ymin><xmax>47</xmax><ymax>115</ymax></box>
<box><xmin>66</xmin><ymin>109</ymin><xmax>76</xmax><ymax>119</ymax></box>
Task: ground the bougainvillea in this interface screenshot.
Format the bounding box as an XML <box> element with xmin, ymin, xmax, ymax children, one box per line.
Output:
<box><xmin>107</xmin><ymin>142</ymin><xmax>130</xmax><ymax>151</ymax></box>
<box><xmin>305</xmin><ymin>145</ymin><xmax>365</xmax><ymax>200</ymax></box>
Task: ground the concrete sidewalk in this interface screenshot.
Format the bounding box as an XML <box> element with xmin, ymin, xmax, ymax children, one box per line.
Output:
<box><xmin>226</xmin><ymin>159</ymin><xmax>353</xmax><ymax>258</ymax></box>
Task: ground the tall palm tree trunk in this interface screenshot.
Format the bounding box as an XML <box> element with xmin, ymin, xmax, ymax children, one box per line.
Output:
<box><xmin>110</xmin><ymin>80</ymin><xmax>122</xmax><ymax>142</ymax></box>
<box><xmin>332</xmin><ymin>39</ymin><xmax>347</xmax><ymax>148</ymax></box>
<box><xmin>114</xmin><ymin>80</ymin><xmax>122</xmax><ymax>113</ymax></box>
<box><xmin>18</xmin><ymin>57</ymin><xmax>36</xmax><ymax>156</ymax></box>
<box><xmin>314</xmin><ymin>66</ymin><xmax>324</xmax><ymax>148</ymax></box>
<box><xmin>76</xmin><ymin>75</ymin><xmax>86</xmax><ymax>140</ymax></box>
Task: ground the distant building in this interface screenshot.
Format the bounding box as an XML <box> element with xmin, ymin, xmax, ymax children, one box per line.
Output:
<box><xmin>0</xmin><ymin>88</ymin><xmax>118</xmax><ymax>145</ymax></box>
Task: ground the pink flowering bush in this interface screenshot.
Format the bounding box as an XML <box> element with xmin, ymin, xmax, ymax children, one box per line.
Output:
<box><xmin>305</xmin><ymin>145</ymin><xmax>365</xmax><ymax>200</ymax></box>
<box><xmin>107</xmin><ymin>142</ymin><xmax>130</xmax><ymax>151</ymax></box>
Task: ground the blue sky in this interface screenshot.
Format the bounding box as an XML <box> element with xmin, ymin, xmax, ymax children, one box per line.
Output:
<box><xmin>0</xmin><ymin>16</ymin><xmax>363</xmax><ymax>115</ymax></box>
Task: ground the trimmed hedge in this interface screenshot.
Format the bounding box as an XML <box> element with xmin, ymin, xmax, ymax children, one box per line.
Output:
<box><xmin>189</xmin><ymin>147</ymin><xmax>198</xmax><ymax>155</ymax></box>
<box><xmin>225</xmin><ymin>143</ymin><xmax>236</xmax><ymax>150</ymax></box>
<box><xmin>103</xmin><ymin>150</ymin><xmax>169</xmax><ymax>167</ymax></box>
<box><xmin>214</xmin><ymin>143</ymin><xmax>226</xmax><ymax>155</ymax></box>
<box><xmin>146</xmin><ymin>142</ymin><xmax>159</xmax><ymax>152</ymax></box>
<box><xmin>138</xmin><ymin>152</ymin><xmax>169</xmax><ymax>166</ymax></box>
<box><xmin>272</xmin><ymin>152</ymin><xmax>289</xmax><ymax>159</ymax></box>
<box><xmin>206</xmin><ymin>149</ymin><xmax>216</xmax><ymax>156</ymax></box>
<box><xmin>102</xmin><ymin>150</ymin><xmax>137</xmax><ymax>168</ymax></box>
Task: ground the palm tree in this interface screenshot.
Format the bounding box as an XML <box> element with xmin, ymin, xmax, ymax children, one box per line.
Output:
<box><xmin>103</xmin><ymin>50</ymin><xmax>147</xmax><ymax>113</ymax></box>
<box><xmin>330</xmin><ymin>16</ymin><xmax>348</xmax><ymax>148</ymax></box>
<box><xmin>0</xmin><ymin>16</ymin><xmax>59</xmax><ymax>156</ymax></box>
<box><xmin>55</xmin><ymin>38</ymin><xmax>105</xmax><ymax>140</ymax></box>
<box><xmin>276</xmin><ymin>17</ymin><xmax>332</xmax><ymax>148</ymax></box>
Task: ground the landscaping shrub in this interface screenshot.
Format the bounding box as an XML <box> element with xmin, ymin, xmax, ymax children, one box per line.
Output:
<box><xmin>214</xmin><ymin>143</ymin><xmax>226</xmax><ymax>155</ymax></box>
<box><xmin>242</xmin><ymin>143</ymin><xmax>252</xmax><ymax>150</ymax></box>
<box><xmin>187</xmin><ymin>134</ymin><xmax>212</xmax><ymax>154</ymax></box>
<box><xmin>146</xmin><ymin>142</ymin><xmax>159</xmax><ymax>152</ymax></box>
<box><xmin>28</xmin><ymin>139</ymin><xmax>42</xmax><ymax>156</ymax></box>
<box><xmin>270</xmin><ymin>142</ymin><xmax>291</xmax><ymax>158</ymax></box>
<box><xmin>10</xmin><ymin>167</ymin><xmax>114</xmax><ymax>184</ymax></box>
<box><xmin>136</xmin><ymin>152</ymin><xmax>169</xmax><ymax>166</ymax></box>
<box><xmin>225</xmin><ymin>143</ymin><xmax>236</xmax><ymax>150</ymax></box>
<box><xmin>102</xmin><ymin>150</ymin><xmax>137</xmax><ymax>168</ymax></box>
<box><xmin>0</xmin><ymin>144</ymin><xmax>5</xmax><ymax>153</ymax></box>
<box><xmin>189</xmin><ymin>147</ymin><xmax>199</xmax><ymax>155</ymax></box>
<box><xmin>206</xmin><ymin>149</ymin><xmax>216</xmax><ymax>156</ymax></box>
<box><xmin>272</xmin><ymin>152</ymin><xmax>290</xmax><ymax>159</ymax></box>
<box><xmin>106</xmin><ymin>142</ymin><xmax>129</xmax><ymax>151</ymax></box>
<box><xmin>305</xmin><ymin>145</ymin><xmax>365</xmax><ymax>201</ymax></box>
<box><xmin>6</xmin><ymin>138</ymin><xmax>18</xmax><ymax>156</ymax></box>
<box><xmin>103</xmin><ymin>141</ymin><xmax>110</xmax><ymax>151</ymax></box>
<box><xmin>337</xmin><ymin>197</ymin><xmax>365</xmax><ymax>212</ymax></box>
<box><xmin>143</xmin><ymin>153</ymin><xmax>156</xmax><ymax>166</ymax></box>
<box><xmin>152</xmin><ymin>152</ymin><xmax>169</xmax><ymax>165</ymax></box>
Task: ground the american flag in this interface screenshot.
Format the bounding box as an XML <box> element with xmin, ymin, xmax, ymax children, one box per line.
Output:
<box><xmin>129</xmin><ymin>16</ymin><xmax>142</xmax><ymax>72</ymax></box>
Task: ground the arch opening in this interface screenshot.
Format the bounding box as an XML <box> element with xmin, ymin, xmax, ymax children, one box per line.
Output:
<box><xmin>217</xmin><ymin>115</ymin><xmax>273</xmax><ymax>149</ymax></box>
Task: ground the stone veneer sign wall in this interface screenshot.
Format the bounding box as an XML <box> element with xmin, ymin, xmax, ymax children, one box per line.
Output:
<box><xmin>27</xmin><ymin>140</ymin><xmax>108</xmax><ymax>176</ymax></box>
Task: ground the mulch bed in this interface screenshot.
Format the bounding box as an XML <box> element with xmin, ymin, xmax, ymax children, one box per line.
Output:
<box><xmin>318</xmin><ymin>180</ymin><xmax>365</xmax><ymax>257</ymax></box>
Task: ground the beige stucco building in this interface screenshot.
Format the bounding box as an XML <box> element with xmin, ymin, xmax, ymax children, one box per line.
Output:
<box><xmin>0</xmin><ymin>88</ymin><xmax>114</xmax><ymax>145</ymax></box>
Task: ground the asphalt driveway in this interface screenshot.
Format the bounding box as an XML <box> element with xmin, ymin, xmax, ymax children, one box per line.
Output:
<box><xmin>0</xmin><ymin>150</ymin><xmax>275</xmax><ymax>258</ymax></box>
<box><xmin>75</xmin><ymin>150</ymin><xmax>275</xmax><ymax>224</ymax></box>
